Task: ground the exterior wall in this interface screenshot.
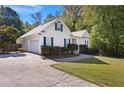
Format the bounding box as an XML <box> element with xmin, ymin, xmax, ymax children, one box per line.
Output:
<box><xmin>72</xmin><ymin>30</ymin><xmax>90</xmax><ymax>47</ymax></box>
<box><xmin>41</xmin><ymin>19</ymin><xmax>72</xmax><ymax>47</ymax></box>
<box><xmin>21</xmin><ymin>19</ymin><xmax>72</xmax><ymax>54</ymax></box>
<box><xmin>76</xmin><ymin>37</ymin><xmax>90</xmax><ymax>47</ymax></box>
<box><xmin>21</xmin><ymin>34</ymin><xmax>42</xmax><ymax>54</ymax></box>
<box><xmin>72</xmin><ymin>37</ymin><xmax>89</xmax><ymax>53</ymax></box>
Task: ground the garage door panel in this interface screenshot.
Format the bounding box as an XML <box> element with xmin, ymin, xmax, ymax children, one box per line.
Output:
<box><xmin>29</xmin><ymin>40</ymin><xmax>39</xmax><ymax>54</ymax></box>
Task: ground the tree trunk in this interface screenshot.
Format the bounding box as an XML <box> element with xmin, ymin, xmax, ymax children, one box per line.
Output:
<box><xmin>72</xmin><ymin>20</ymin><xmax>76</xmax><ymax>31</ymax></box>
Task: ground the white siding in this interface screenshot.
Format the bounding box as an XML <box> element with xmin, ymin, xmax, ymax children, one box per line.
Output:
<box><xmin>40</xmin><ymin>19</ymin><xmax>72</xmax><ymax>47</ymax></box>
<box><xmin>21</xmin><ymin>34</ymin><xmax>41</xmax><ymax>54</ymax></box>
<box><xmin>21</xmin><ymin>18</ymin><xmax>72</xmax><ymax>54</ymax></box>
<box><xmin>76</xmin><ymin>37</ymin><xmax>90</xmax><ymax>47</ymax></box>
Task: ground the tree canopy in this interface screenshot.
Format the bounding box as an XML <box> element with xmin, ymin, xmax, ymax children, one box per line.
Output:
<box><xmin>0</xmin><ymin>6</ymin><xmax>22</xmax><ymax>47</ymax></box>
<box><xmin>31</xmin><ymin>11</ymin><xmax>42</xmax><ymax>27</ymax></box>
<box><xmin>0</xmin><ymin>6</ymin><xmax>23</xmax><ymax>30</ymax></box>
<box><xmin>0</xmin><ymin>25</ymin><xmax>19</xmax><ymax>46</ymax></box>
<box><xmin>61</xmin><ymin>5</ymin><xmax>84</xmax><ymax>31</ymax></box>
<box><xmin>44</xmin><ymin>13</ymin><xmax>56</xmax><ymax>23</ymax></box>
<box><xmin>83</xmin><ymin>6</ymin><xmax>124</xmax><ymax>57</ymax></box>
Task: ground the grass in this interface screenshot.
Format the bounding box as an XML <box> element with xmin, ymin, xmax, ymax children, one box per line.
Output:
<box><xmin>51</xmin><ymin>56</ymin><xmax>124</xmax><ymax>86</ymax></box>
<box><xmin>46</xmin><ymin>54</ymin><xmax>79</xmax><ymax>59</ymax></box>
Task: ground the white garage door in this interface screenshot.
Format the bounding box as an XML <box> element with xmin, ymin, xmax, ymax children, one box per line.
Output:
<box><xmin>29</xmin><ymin>40</ymin><xmax>39</xmax><ymax>54</ymax></box>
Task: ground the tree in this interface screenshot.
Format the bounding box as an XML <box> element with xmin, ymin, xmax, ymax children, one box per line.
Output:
<box><xmin>22</xmin><ymin>21</ymin><xmax>32</xmax><ymax>32</ymax></box>
<box><xmin>83</xmin><ymin>5</ymin><xmax>124</xmax><ymax>57</ymax></box>
<box><xmin>0</xmin><ymin>6</ymin><xmax>24</xmax><ymax>47</ymax></box>
<box><xmin>0</xmin><ymin>25</ymin><xmax>19</xmax><ymax>47</ymax></box>
<box><xmin>55</xmin><ymin>11</ymin><xmax>60</xmax><ymax>17</ymax></box>
<box><xmin>61</xmin><ymin>5</ymin><xmax>83</xmax><ymax>31</ymax></box>
<box><xmin>0</xmin><ymin>6</ymin><xmax>23</xmax><ymax>30</ymax></box>
<box><xmin>31</xmin><ymin>11</ymin><xmax>42</xmax><ymax>27</ymax></box>
<box><xmin>44</xmin><ymin>13</ymin><xmax>56</xmax><ymax>23</ymax></box>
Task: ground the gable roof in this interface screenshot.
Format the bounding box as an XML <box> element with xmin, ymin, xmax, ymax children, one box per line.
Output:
<box><xmin>72</xmin><ymin>30</ymin><xmax>89</xmax><ymax>38</ymax></box>
<box><xmin>20</xmin><ymin>18</ymin><xmax>58</xmax><ymax>38</ymax></box>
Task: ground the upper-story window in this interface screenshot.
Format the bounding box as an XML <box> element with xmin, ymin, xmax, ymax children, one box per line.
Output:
<box><xmin>55</xmin><ymin>21</ymin><xmax>63</xmax><ymax>31</ymax></box>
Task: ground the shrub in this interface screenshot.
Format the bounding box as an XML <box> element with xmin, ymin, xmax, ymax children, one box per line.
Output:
<box><xmin>79</xmin><ymin>45</ymin><xmax>88</xmax><ymax>53</ymax></box>
<box><xmin>61</xmin><ymin>47</ymin><xmax>70</xmax><ymax>54</ymax></box>
<box><xmin>18</xmin><ymin>48</ymin><xmax>26</xmax><ymax>52</ymax></box>
<box><xmin>51</xmin><ymin>46</ymin><xmax>61</xmax><ymax>55</ymax></box>
<box><xmin>117</xmin><ymin>52</ymin><xmax>124</xmax><ymax>58</ymax></box>
<box><xmin>67</xmin><ymin>44</ymin><xmax>78</xmax><ymax>54</ymax></box>
<box><xmin>41</xmin><ymin>46</ymin><xmax>51</xmax><ymax>56</ymax></box>
<box><xmin>87</xmin><ymin>48</ymin><xmax>99</xmax><ymax>55</ymax></box>
<box><xmin>41</xmin><ymin>46</ymin><xmax>61</xmax><ymax>56</ymax></box>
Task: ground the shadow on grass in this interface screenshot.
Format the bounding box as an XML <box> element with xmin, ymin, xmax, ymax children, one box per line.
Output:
<box><xmin>70</xmin><ymin>57</ymin><xmax>109</xmax><ymax>65</ymax></box>
<box><xmin>0</xmin><ymin>52</ymin><xmax>26</xmax><ymax>58</ymax></box>
<box><xmin>46</xmin><ymin>54</ymin><xmax>79</xmax><ymax>59</ymax></box>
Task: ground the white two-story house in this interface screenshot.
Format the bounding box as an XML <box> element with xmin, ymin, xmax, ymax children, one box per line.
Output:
<box><xmin>17</xmin><ymin>18</ymin><xmax>90</xmax><ymax>54</ymax></box>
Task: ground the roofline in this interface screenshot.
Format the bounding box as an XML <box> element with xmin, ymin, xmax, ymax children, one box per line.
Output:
<box><xmin>71</xmin><ymin>29</ymin><xmax>87</xmax><ymax>33</ymax></box>
<box><xmin>19</xmin><ymin>18</ymin><xmax>60</xmax><ymax>38</ymax></box>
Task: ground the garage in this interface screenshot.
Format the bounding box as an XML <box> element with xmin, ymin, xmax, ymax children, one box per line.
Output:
<box><xmin>29</xmin><ymin>39</ymin><xmax>40</xmax><ymax>54</ymax></box>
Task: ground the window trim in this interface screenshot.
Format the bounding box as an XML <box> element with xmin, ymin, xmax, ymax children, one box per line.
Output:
<box><xmin>55</xmin><ymin>22</ymin><xmax>63</xmax><ymax>31</ymax></box>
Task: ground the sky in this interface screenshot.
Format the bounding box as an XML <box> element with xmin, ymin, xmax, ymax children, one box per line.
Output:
<box><xmin>7</xmin><ymin>5</ymin><xmax>63</xmax><ymax>24</ymax></box>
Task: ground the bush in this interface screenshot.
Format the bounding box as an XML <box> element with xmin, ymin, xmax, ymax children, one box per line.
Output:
<box><xmin>41</xmin><ymin>46</ymin><xmax>51</xmax><ymax>56</ymax></box>
<box><xmin>51</xmin><ymin>46</ymin><xmax>61</xmax><ymax>55</ymax></box>
<box><xmin>117</xmin><ymin>52</ymin><xmax>124</xmax><ymax>58</ymax></box>
<box><xmin>41</xmin><ymin>46</ymin><xmax>61</xmax><ymax>56</ymax></box>
<box><xmin>18</xmin><ymin>48</ymin><xmax>26</xmax><ymax>52</ymax></box>
<box><xmin>87</xmin><ymin>48</ymin><xmax>99</xmax><ymax>55</ymax></box>
<box><xmin>79</xmin><ymin>45</ymin><xmax>88</xmax><ymax>53</ymax></box>
<box><xmin>61</xmin><ymin>47</ymin><xmax>70</xmax><ymax>54</ymax></box>
<box><xmin>67</xmin><ymin>44</ymin><xmax>78</xmax><ymax>54</ymax></box>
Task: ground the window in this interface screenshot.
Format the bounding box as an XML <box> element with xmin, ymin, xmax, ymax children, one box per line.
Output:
<box><xmin>85</xmin><ymin>40</ymin><xmax>88</xmax><ymax>46</ymax></box>
<box><xmin>69</xmin><ymin>39</ymin><xmax>70</xmax><ymax>44</ymax></box>
<box><xmin>43</xmin><ymin>37</ymin><xmax>54</xmax><ymax>46</ymax></box>
<box><xmin>46</xmin><ymin>37</ymin><xmax>51</xmax><ymax>46</ymax></box>
<box><xmin>55</xmin><ymin>22</ymin><xmax>63</xmax><ymax>31</ymax></box>
<box><xmin>87</xmin><ymin>40</ymin><xmax>88</xmax><ymax>46</ymax></box>
<box><xmin>64</xmin><ymin>39</ymin><xmax>70</xmax><ymax>47</ymax></box>
<box><xmin>85</xmin><ymin>40</ymin><xmax>86</xmax><ymax>45</ymax></box>
<box><xmin>57</xmin><ymin>23</ymin><xmax>61</xmax><ymax>31</ymax></box>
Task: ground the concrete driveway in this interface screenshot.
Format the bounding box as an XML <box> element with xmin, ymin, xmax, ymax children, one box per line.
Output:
<box><xmin>0</xmin><ymin>52</ymin><xmax>98</xmax><ymax>87</ymax></box>
<box><xmin>52</xmin><ymin>54</ymin><xmax>93</xmax><ymax>62</ymax></box>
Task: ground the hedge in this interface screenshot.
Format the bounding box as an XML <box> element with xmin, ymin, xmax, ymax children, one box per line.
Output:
<box><xmin>87</xmin><ymin>48</ymin><xmax>99</xmax><ymax>55</ymax></box>
<box><xmin>61</xmin><ymin>47</ymin><xmax>70</xmax><ymax>54</ymax></box>
<box><xmin>41</xmin><ymin>44</ymin><xmax>79</xmax><ymax>56</ymax></box>
<box><xmin>79</xmin><ymin>45</ymin><xmax>88</xmax><ymax>53</ymax></box>
<box><xmin>41</xmin><ymin>46</ymin><xmax>51</xmax><ymax>56</ymax></box>
<box><xmin>67</xmin><ymin>44</ymin><xmax>78</xmax><ymax>54</ymax></box>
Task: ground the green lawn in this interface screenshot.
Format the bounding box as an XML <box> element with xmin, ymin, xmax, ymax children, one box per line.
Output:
<box><xmin>51</xmin><ymin>56</ymin><xmax>124</xmax><ymax>86</ymax></box>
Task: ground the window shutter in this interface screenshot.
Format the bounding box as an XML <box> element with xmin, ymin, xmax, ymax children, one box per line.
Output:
<box><xmin>51</xmin><ymin>37</ymin><xmax>53</xmax><ymax>46</ymax></box>
<box><xmin>69</xmin><ymin>39</ymin><xmax>70</xmax><ymax>44</ymax></box>
<box><xmin>55</xmin><ymin>23</ymin><xmax>57</xmax><ymax>30</ymax></box>
<box><xmin>64</xmin><ymin>38</ymin><xmax>66</xmax><ymax>47</ymax></box>
<box><xmin>43</xmin><ymin>37</ymin><xmax>46</xmax><ymax>46</ymax></box>
<box><xmin>61</xmin><ymin>24</ymin><xmax>63</xmax><ymax>32</ymax></box>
